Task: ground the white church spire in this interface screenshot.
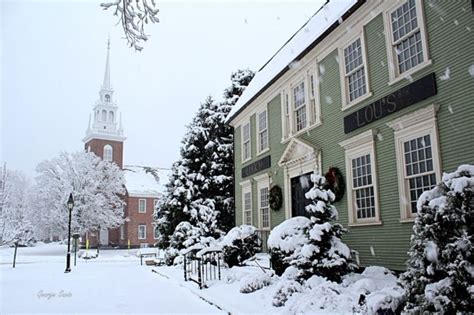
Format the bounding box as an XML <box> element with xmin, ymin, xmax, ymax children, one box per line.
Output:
<box><xmin>83</xmin><ymin>39</ymin><xmax>126</xmax><ymax>144</ymax></box>
<box><xmin>102</xmin><ymin>38</ymin><xmax>111</xmax><ymax>90</ymax></box>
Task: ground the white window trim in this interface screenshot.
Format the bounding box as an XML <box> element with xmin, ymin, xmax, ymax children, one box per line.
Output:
<box><xmin>280</xmin><ymin>89</ymin><xmax>293</xmax><ymax>141</ymax></box>
<box><xmin>307</xmin><ymin>66</ymin><xmax>322</xmax><ymax>127</ymax></box>
<box><xmin>240</xmin><ymin>180</ymin><xmax>252</xmax><ymax>226</ymax></box>
<box><xmin>338</xmin><ymin>32</ymin><xmax>373</xmax><ymax>111</ymax></box>
<box><xmin>138</xmin><ymin>199</ymin><xmax>146</xmax><ymax>213</ymax></box>
<box><xmin>383</xmin><ymin>0</ymin><xmax>432</xmax><ymax>85</ymax></box>
<box><xmin>153</xmin><ymin>199</ymin><xmax>158</xmax><ymax>210</ymax></box>
<box><xmin>291</xmin><ymin>77</ymin><xmax>309</xmax><ymax>133</ymax></box>
<box><xmin>255</xmin><ymin>173</ymin><xmax>271</xmax><ymax>230</ymax></box>
<box><xmin>256</xmin><ymin>108</ymin><xmax>270</xmax><ymax>156</ymax></box>
<box><xmin>154</xmin><ymin>226</ymin><xmax>160</xmax><ymax>239</ymax></box>
<box><xmin>138</xmin><ymin>225</ymin><xmax>146</xmax><ymax>240</ymax></box>
<box><xmin>386</xmin><ymin>104</ymin><xmax>441</xmax><ymax>222</ymax></box>
<box><xmin>241</xmin><ymin>120</ymin><xmax>252</xmax><ymax>164</ymax></box>
<box><xmin>339</xmin><ymin>130</ymin><xmax>382</xmax><ymax>226</ymax></box>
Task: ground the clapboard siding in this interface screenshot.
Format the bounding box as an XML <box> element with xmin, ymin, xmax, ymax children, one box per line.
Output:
<box><xmin>233</xmin><ymin>0</ymin><xmax>474</xmax><ymax>271</ymax></box>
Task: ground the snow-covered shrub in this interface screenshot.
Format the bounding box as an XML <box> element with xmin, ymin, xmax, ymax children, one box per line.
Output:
<box><xmin>221</xmin><ymin>225</ymin><xmax>261</xmax><ymax>267</ymax></box>
<box><xmin>169</xmin><ymin>221</ymin><xmax>200</xmax><ymax>250</ymax></box>
<box><xmin>268</xmin><ymin>174</ymin><xmax>356</xmax><ymax>282</ymax></box>
<box><xmin>239</xmin><ymin>271</ymin><xmax>273</xmax><ymax>293</ymax></box>
<box><xmin>400</xmin><ymin>164</ymin><xmax>474</xmax><ymax>313</ymax></box>
<box><xmin>272</xmin><ymin>280</ymin><xmax>302</xmax><ymax>307</ymax></box>
<box><xmin>294</xmin><ymin>174</ymin><xmax>357</xmax><ymax>282</ymax></box>
<box><xmin>267</xmin><ymin>217</ymin><xmax>311</xmax><ymax>276</ymax></box>
<box><xmin>163</xmin><ymin>247</ymin><xmax>179</xmax><ymax>266</ymax></box>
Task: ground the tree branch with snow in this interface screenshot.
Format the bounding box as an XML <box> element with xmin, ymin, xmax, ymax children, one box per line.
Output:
<box><xmin>101</xmin><ymin>0</ymin><xmax>160</xmax><ymax>51</ymax></box>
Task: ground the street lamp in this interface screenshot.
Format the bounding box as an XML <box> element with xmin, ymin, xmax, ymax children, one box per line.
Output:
<box><xmin>65</xmin><ymin>193</ymin><xmax>74</xmax><ymax>273</ymax></box>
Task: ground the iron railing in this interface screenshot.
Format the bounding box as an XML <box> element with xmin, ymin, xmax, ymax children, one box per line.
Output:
<box><xmin>183</xmin><ymin>246</ymin><xmax>222</xmax><ymax>289</ymax></box>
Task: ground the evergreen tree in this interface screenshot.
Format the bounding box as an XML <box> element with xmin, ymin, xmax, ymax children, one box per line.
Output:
<box><xmin>295</xmin><ymin>174</ymin><xmax>356</xmax><ymax>282</ymax></box>
<box><xmin>213</xmin><ymin>68</ymin><xmax>255</xmax><ymax>232</ymax></box>
<box><xmin>400</xmin><ymin>165</ymin><xmax>473</xmax><ymax>313</ymax></box>
<box><xmin>154</xmin><ymin>69</ymin><xmax>254</xmax><ymax>249</ymax></box>
<box><xmin>268</xmin><ymin>174</ymin><xmax>356</xmax><ymax>282</ymax></box>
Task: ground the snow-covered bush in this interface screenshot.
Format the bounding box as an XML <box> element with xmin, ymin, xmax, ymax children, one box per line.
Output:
<box><xmin>268</xmin><ymin>174</ymin><xmax>356</xmax><ymax>282</ymax></box>
<box><xmin>221</xmin><ymin>225</ymin><xmax>261</xmax><ymax>267</ymax></box>
<box><xmin>267</xmin><ymin>217</ymin><xmax>311</xmax><ymax>276</ymax></box>
<box><xmin>400</xmin><ymin>164</ymin><xmax>474</xmax><ymax>313</ymax></box>
<box><xmin>295</xmin><ymin>174</ymin><xmax>357</xmax><ymax>282</ymax></box>
<box><xmin>239</xmin><ymin>271</ymin><xmax>273</xmax><ymax>293</ymax></box>
<box><xmin>272</xmin><ymin>280</ymin><xmax>302</xmax><ymax>307</ymax></box>
<box><xmin>163</xmin><ymin>247</ymin><xmax>180</xmax><ymax>266</ymax></box>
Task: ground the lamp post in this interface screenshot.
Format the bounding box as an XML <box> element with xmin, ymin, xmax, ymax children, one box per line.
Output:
<box><xmin>65</xmin><ymin>193</ymin><xmax>74</xmax><ymax>273</ymax></box>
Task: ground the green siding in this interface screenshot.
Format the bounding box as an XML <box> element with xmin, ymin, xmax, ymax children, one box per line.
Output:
<box><xmin>233</xmin><ymin>1</ymin><xmax>474</xmax><ymax>271</ymax></box>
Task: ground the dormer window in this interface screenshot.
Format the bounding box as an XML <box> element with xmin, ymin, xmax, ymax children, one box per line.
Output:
<box><xmin>105</xmin><ymin>94</ymin><xmax>110</xmax><ymax>102</ymax></box>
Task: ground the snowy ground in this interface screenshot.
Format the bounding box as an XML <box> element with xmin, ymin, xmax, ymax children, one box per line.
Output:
<box><xmin>0</xmin><ymin>243</ymin><xmax>223</xmax><ymax>314</ymax></box>
<box><xmin>0</xmin><ymin>243</ymin><xmax>403</xmax><ymax>314</ymax></box>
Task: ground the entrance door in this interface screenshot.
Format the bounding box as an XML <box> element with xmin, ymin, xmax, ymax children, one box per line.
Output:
<box><xmin>290</xmin><ymin>172</ymin><xmax>313</xmax><ymax>218</ymax></box>
<box><xmin>100</xmin><ymin>228</ymin><xmax>109</xmax><ymax>246</ymax></box>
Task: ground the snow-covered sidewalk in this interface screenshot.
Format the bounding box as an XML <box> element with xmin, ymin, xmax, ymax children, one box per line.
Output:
<box><xmin>0</xmin><ymin>243</ymin><xmax>223</xmax><ymax>314</ymax></box>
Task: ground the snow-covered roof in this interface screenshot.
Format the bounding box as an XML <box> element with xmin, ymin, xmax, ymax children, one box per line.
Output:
<box><xmin>123</xmin><ymin>165</ymin><xmax>164</xmax><ymax>197</ymax></box>
<box><xmin>226</xmin><ymin>0</ymin><xmax>359</xmax><ymax>124</ymax></box>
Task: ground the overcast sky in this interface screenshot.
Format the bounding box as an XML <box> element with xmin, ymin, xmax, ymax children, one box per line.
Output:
<box><xmin>1</xmin><ymin>0</ymin><xmax>325</xmax><ymax>177</ymax></box>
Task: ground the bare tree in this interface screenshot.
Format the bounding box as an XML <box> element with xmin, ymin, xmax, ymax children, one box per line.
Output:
<box><xmin>101</xmin><ymin>0</ymin><xmax>160</xmax><ymax>51</ymax></box>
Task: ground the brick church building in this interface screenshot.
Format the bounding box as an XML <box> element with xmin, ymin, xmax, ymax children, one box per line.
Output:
<box><xmin>82</xmin><ymin>41</ymin><xmax>162</xmax><ymax>248</ymax></box>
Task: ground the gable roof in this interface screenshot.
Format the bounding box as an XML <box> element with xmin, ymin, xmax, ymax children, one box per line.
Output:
<box><xmin>123</xmin><ymin>165</ymin><xmax>164</xmax><ymax>197</ymax></box>
<box><xmin>226</xmin><ymin>0</ymin><xmax>363</xmax><ymax>125</ymax></box>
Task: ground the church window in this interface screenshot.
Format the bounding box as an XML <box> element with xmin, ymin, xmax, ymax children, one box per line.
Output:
<box><xmin>101</xmin><ymin>110</ymin><xmax>107</xmax><ymax>121</ymax></box>
<box><xmin>109</xmin><ymin>111</ymin><xmax>114</xmax><ymax>123</ymax></box>
<box><xmin>105</xmin><ymin>94</ymin><xmax>110</xmax><ymax>102</ymax></box>
<box><xmin>103</xmin><ymin>145</ymin><xmax>113</xmax><ymax>162</ymax></box>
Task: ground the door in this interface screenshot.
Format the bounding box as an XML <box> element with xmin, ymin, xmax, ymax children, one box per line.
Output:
<box><xmin>291</xmin><ymin>172</ymin><xmax>313</xmax><ymax>218</ymax></box>
<box><xmin>100</xmin><ymin>228</ymin><xmax>109</xmax><ymax>246</ymax></box>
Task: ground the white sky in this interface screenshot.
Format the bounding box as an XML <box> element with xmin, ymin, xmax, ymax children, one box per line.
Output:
<box><xmin>1</xmin><ymin>0</ymin><xmax>325</xmax><ymax>177</ymax></box>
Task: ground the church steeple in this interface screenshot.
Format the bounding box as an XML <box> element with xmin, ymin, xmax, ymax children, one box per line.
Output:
<box><xmin>83</xmin><ymin>39</ymin><xmax>126</xmax><ymax>168</ymax></box>
<box><xmin>102</xmin><ymin>38</ymin><xmax>111</xmax><ymax>90</ymax></box>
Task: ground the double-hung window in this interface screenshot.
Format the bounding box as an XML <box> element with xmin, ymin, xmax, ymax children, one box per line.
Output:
<box><xmin>293</xmin><ymin>82</ymin><xmax>307</xmax><ymax>132</ymax></box>
<box><xmin>339</xmin><ymin>130</ymin><xmax>381</xmax><ymax>225</ymax></box>
<box><xmin>241</xmin><ymin>180</ymin><xmax>252</xmax><ymax>225</ymax></box>
<box><xmin>403</xmin><ymin>135</ymin><xmax>437</xmax><ymax>213</ymax></box>
<box><xmin>386</xmin><ymin>0</ymin><xmax>429</xmax><ymax>80</ymax></box>
<box><xmin>138</xmin><ymin>199</ymin><xmax>146</xmax><ymax>213</ymax></box>
<box><xmin>138</xmin><ymin>225</ymin><xmax>146</xmax><ymax>240</ymax></box>
<box><xmin>242</xmin><ymin>122</ymin><xmax>251</xmax><ymax>162</ymax></box>
<box><xmin>257</xmin><ymin>109</ymin><xmax>268</xmax><ymax>153</ymax></box>
<box><xmin>255</xmin><ymin>174</ymin><xmax>270</xmax><ymax>230</ymax></box>
<box><xmin>260</xmin><ymin>187</ymin><xmax>270</xmax><ymax>229</ymax></box>
<box><xmin>387</xmin><ymin>104</ymin><xmax>441</xmax><ymax>221</ymax></box>
<box><xmin>351</xmin><ymin>154</ymin><xmax>376</xmax><ymax>220</ymax></box>
<box><xmin>343</xmin><ymin>37</ymin><xmax>368</xmax><ymax>105</ymax></box>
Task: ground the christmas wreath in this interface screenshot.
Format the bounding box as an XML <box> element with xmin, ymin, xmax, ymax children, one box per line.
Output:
<box><xmin>269</xmin><ymin>185</ymin><xmax>283</xmax><ymax>211</ymax></box>
<box><xmin>324</xmin><ymin>167</ymin><xmax>345</xmax><ymax>202</ymax></box>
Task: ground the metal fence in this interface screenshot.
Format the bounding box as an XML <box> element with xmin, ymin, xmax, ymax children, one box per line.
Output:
<box><xmin>183</xmin><ymin>247</ymin><xmax>222</xmax><ymax>289</ymax></box>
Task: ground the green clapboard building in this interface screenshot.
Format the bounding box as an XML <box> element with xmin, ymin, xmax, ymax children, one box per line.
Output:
<box><xmin>226</xmin><ymin>0</ymin><xmax>474</xmax><ymax>271</ymax></box>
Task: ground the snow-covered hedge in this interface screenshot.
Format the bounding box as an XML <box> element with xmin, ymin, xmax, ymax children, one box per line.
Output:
<box><xmin>239</xmin><ymin>271</ymin><xmax>273</xmax><ymax>293</ymax></box>
<box><xmin>221</xmin><ymin>225</ymin><xmax>261</xmax><ymax>267</ymax></box>
<box><xmin>400</xmin><ymin>164</ymin><xmax>474</xmax><ymax>313</ymax></box>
